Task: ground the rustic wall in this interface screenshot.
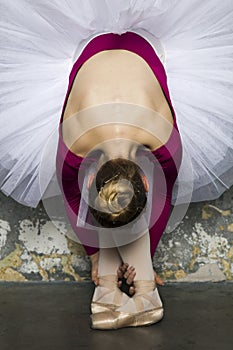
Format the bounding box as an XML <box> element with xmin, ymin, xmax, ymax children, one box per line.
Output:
<box><xmin>0</xmin><ymin>186</ymin><xmax>232</xmax><ymax>282</ymax></box>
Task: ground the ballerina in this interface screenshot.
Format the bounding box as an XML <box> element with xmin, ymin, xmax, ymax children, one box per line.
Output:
<box><xmin>1</xmin><ymin>0</ymin><xmax>233</xmax><ymax>330</ymax></box>
<box><xmin>55</xmin><ymin>31</ymin><xmax>182</xmax><ymax>329</ymax></box>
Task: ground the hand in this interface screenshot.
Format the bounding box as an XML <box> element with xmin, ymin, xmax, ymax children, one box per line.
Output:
<box><xmin>117</xmin><ymin>263</ymin><xmax>136</xmax><ymax>296</ymax></box>
<box><xmin>117</xmin><ymin>262</ymin><xmax>165</xmax><ymax>297</ymax></box>
<box><xmin>90</xmin><ymin>251</ymin><xmax>99</xmax><ymax>286</ymax></box>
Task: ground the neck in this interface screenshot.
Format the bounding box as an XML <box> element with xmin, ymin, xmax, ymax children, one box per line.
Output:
<box><xmin>98</xmin><ymin>138</ymin><xmax>140</xmax><ymax>161</ymax></box>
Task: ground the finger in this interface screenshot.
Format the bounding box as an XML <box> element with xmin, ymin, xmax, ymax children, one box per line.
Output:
<box><xmin>92</xmin><ymin>277</ymin><xmax>99</xmax><ymax>286</ymax></box>
<box><xmin>154</xmin><ymin>272</ymin><xmax>165</xmax><ymax>286</ymax></box>
<box><xmin>92</xmin><ymin>270</ymin><xmax>99</xmax><ymax>286</ymax></box>
<box><xmin>117</xmin><ymin>280</ymin><xmax>122</xmax><ymax>287</ymax></box>
<box><xmin>124</xmin><ymin>266</ymin><xmax>135</xmax><ymax>280</ymax></box>
<box><xmin>120</xmin><ymin>263</ymin><xmax>129</xmax><ymax>274</ymax></box>
<box><xmin>117</xmin><ymin>263</ymin><xmax>128</xmax><ymax>280</ymax></box>
<box><xmin>126</xmin><ymin>271</ymin><xmax>136</xmax><ymax>285</ymax></box>
<box><xmin>156</xmin><ymin>278</ymin><xmax>165</xmax><ymax>286</ymax></box>
<box><xmin>129</xmin><ymin>286</ymin><xmax>135</xmax><ymax>296</ymax></box>
<box><xmin>117</xmin><ymin>266</ymin><xmax>123</xmax><ymax>279</ymax></box>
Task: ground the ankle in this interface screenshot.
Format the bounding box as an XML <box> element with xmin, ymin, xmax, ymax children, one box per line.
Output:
<box><xmin>98</xmin><ymin>274</ymin><xmax>118</xmax><ymax>284</ymax></box>
<box><xmin>134</xmin><ymin>280</ymin><xmax>155</xmax><ymax>294</ymax></box>
<box><xmin>132</xmin><ymin>266</ymin><xmax>154</xmax><ymax>282</ymax></box>
<box><xmin>92</xmin><ymin>275</ymin><xmax>129</xmax><ymax>307</ymax></box>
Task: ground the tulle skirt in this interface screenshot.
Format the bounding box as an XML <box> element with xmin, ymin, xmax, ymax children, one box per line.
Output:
<box><xmin>0</xmin><ymin>0</ymin><xmax>233</xmax><ymax>208</ymax></box>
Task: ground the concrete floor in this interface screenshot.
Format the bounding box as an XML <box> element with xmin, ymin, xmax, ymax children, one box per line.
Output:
<box><xmin>0</xmin><ymin>282</ymin><xmax>232</xmax><ymax>350</ymax></box>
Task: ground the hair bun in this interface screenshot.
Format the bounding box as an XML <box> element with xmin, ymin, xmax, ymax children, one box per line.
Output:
<box><xmin>96</xmin><ymin>179</ymin><xmax>134</xmax><ymax>214</ymax></box>
<box><xmin>89</xmin><ymin>158</ymin><xmax>147</xmax><ymax>228</ymax></box>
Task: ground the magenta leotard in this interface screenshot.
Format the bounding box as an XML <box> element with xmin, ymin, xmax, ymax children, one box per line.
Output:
<box><xmin>56</xmin><ymin>32</ymin><xmax>182</xmax><ymax>257</ymax></box>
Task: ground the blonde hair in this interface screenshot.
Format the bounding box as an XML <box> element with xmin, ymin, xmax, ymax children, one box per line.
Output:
<box><xmin>88</xmin><ymin>158</ymin><xmax>147</xmax><ymax>228</ymax></box>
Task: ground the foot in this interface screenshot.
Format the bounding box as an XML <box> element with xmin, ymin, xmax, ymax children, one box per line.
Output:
<box><xmin>91</xmin><ymin>279</ymin><xmax>163</xmax><ymax>329</ymax></box>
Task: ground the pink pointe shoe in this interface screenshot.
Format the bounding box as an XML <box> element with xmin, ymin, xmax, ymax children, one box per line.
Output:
<box><xmin>91</xmin><ymin>280</ymin><xmax>164</xmax><ymax>329</ymax></box>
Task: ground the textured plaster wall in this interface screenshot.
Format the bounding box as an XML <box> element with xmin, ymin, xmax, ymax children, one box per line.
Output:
<box><xmin>0</xmin><ymin>187</ymin><xmax>233</xmax><ymax>283</ymax></box>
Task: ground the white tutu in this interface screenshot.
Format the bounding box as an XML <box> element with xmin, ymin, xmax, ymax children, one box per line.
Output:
<box><xmin>0</xmin><ymin>0</ymin><xmax>233</xmax><ymax>208</ymax></box>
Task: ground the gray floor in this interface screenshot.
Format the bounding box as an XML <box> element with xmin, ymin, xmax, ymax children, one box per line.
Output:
<box><xmin>0</xmin><ymin>282</ymin><xmax>232</xmax><ymax>350</ymax></box>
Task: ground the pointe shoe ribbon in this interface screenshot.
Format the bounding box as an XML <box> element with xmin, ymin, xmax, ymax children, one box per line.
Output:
<box><xmin>91</xmin><ymin>274</ymin><xmax>123</xmax><ymax>314</ymax></box>
<box><xmin>133</xmin><ymin>280</ymin><xmax>163</xmax><ymax>311</ymax></box>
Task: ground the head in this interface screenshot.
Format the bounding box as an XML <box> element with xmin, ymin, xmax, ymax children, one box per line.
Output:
<box><xmin>88</xmin><ymin>158</ymin><xmax>149</xmax><ymax>228</ymax></box>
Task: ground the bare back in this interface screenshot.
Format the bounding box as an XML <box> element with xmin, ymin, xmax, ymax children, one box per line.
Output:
<box><xmin>62</xmin><ymin>49</ymin><xmax>174</xmax><ymax>156</ymax></box>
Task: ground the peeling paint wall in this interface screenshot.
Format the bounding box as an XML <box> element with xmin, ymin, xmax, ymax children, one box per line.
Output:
<box><xmin>0</xmin><ymin>186</ymin><xmax>233</xmax><ymax>282</ymax></box>
<box><xmin>154</xmin><ymin>187</ymin><xmax>233</xmax><ymax>282</ymax></box>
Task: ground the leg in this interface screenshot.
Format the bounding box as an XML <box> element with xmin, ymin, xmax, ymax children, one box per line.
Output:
<box><xmin>91</xmin><ymin>247</ymin><xmax>130</xmax><ymax>313</ymax></box>
<box><xmin>91</xmin><ymin>231</ymin><xmax>163</xmax><ymax>329</ymax></box>
<box><xmin>116</xmin><ymin>231</ymin><xmax>162</xmax><ymax>313</ymax></box>
<box><xmin>116</xmin><ymin>228</ymin><xmax>164</xmax><ymax>296</ymax></box>
<box><xmin>116</xmin><ymin>197</ymin><xmax>172</xmax><ymax>291</ymax></box>
<box><xmin>117</xmin><ymin>231</ymin><xmax>154</xmax><ymax>281</ymax></box>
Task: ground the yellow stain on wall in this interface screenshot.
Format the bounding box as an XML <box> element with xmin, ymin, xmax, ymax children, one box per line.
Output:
<box><xmin>227</xmin><ymin>223</ymin><xmax>233</xmax><ymax>232</ymax></box>
<box><xmin>0</xmin><ymin>243</ymin><xmax>23</xmax><ymax>269</ymax></box>
<box><xmin>0</xmin><ymin>241</ymin><xmax>84</xmax><ymax>282</ymax></box>
<box><xmin>29</xmin><ymin>253</ymin><xmax>49</xmax><ymax>281</ymax></box>
<box><xmin>189</xmin><ymin>246</ymin><xmax>201</xmax><ymax>270</ymax></box>
<box><xmin>202</xmin><ymin>205</ymin><xmax>213</xmax><ymax>220</ymax></box>
<box><xmin>29</xmin><ymin>252</ymin><xmax>83</xmax><ymax>282</ymax></box>
<box><xmin>221</xmin><ymin>259</ymin><xmax>232</xmax><ymax>280</ymax></box>
<box><xmin>0</xmin><ymin>267</ymin><xmax>27</xmax><ymax>281</ymax></box>
<box><xmin>61</xmin><ymin>256</ymin><xmax>82</xmax><ymax>282</ymax></box>
<box><xmin>226</xmin><ymin>246</ymin><xmax>233</xmax><ymax>260</ymax></box>
<box><xmin>202</xmin><ymin>204</ymin><xmax>231</xmax><ymax>219</ymax></box>
<box><xmin>174</xmin><ymin>270</ymin><xmax>187</xmax><ymax>280</ymax></box>
<box><xmin>67</xmin><ymin>237</ymin><xmax>86</xmax><ymax>256</ymax></box>
<box><xmin>160</xmin><ymin>270</ymin><xmax>174</xmax><ymax>280</ymax></box>
<box><xmin>0</xmin><ymin>243</ymin><xmax>26</xmax><ymax>281</ymax></box>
